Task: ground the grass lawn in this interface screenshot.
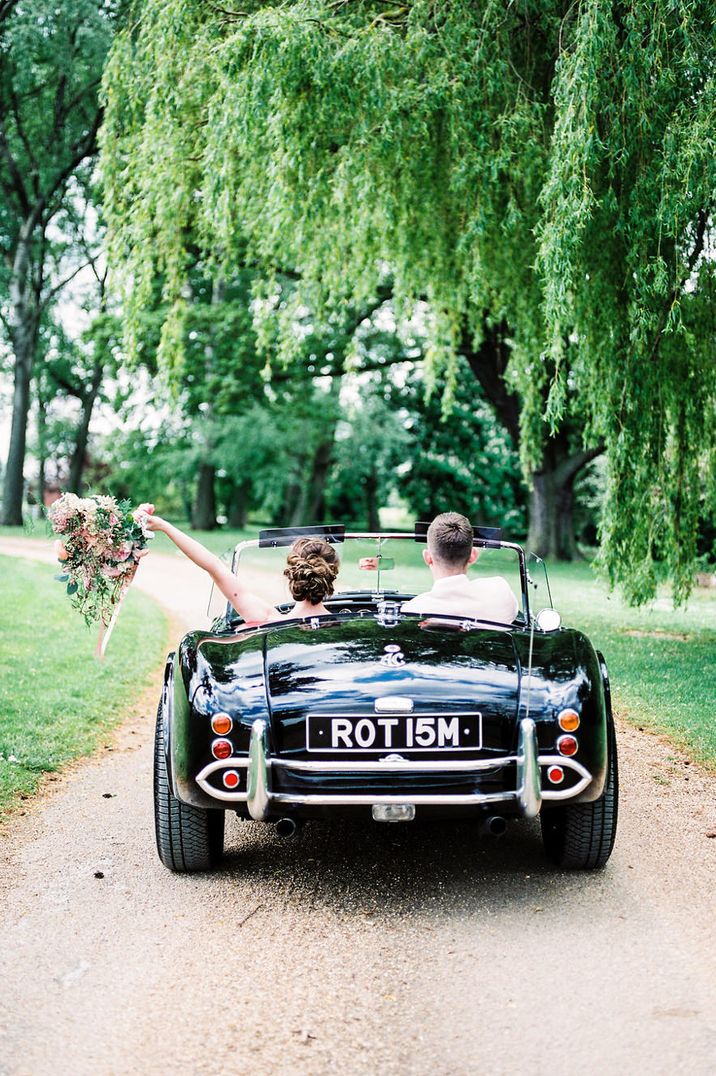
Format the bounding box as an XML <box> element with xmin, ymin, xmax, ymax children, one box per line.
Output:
<box><xmin>0</xmin><ymin>554</ymin><xmax>168</xmax><ymax>817</ymax></box>
<box><xmin>546</xmin><ymin>561</ymin><xmax>716</xmax><ymax>771</ymax></box>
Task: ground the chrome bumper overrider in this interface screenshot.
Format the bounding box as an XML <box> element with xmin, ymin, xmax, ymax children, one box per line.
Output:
<box><xmin>195</xmin><ymin>717</ymin><xmax>594</xmax><ymax>816</ymax></box>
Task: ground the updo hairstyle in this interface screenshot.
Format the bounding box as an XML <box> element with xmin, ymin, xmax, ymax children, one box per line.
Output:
<box><xmin>284</xmin><ymin>537</ymin><xmax>340</xmax><ymax>605</ymax></box>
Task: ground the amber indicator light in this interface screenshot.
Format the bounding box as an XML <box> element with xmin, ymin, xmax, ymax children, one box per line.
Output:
<box><xmin>212</xmin><ymin>739</ymin><xmax>232</xmax><ymax>760</ymax></box>
<box><xmin>223</xmin><ymin>770</ymin><xmax>240</xmax><ymax>789</ymax></box>
<box><xmin>211</xmin><ymin>713</ymin><xmax>233</xmax><ymax>735</ymax></box>
<box><xmin>557</xmin><ymin>735</ymin><xmax>578</xmax><ymax>757</ymax></box>
<box><xmin>558</xmin><ymin>708</ymin><xmax>580</xmax><ymax>732</ymax></box>
<box><xmin>547</xmin><ymin>766</ymin><xmax>564</xmax><ymax>784</ymax></box>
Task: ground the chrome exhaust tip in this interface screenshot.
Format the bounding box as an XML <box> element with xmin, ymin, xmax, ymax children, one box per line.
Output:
<box><xmin>481</xmin><ymin>815</ymin><xmax>507</xmax><ymax>837</ymax></box>
<box><xmin>275</xmin><ymin>817</ymin><xmax>298</xmax><ymax>838</ymax></box>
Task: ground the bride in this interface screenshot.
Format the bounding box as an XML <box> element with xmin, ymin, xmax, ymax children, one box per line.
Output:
<box><xmin>134</xmin><ymin>504</ymin><xmax>339</xmax><ymax>624</ymax></box>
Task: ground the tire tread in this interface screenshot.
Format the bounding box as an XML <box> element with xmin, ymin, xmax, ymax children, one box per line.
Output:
<box><xmin>541</xmin><ymin>720</ymin><xmax>618</xmax><ymax>870</ymax></box>
<box><xmin>154</xmin><ymin>701</ymin><xmax>224</xmax><ymax>872</ymax></box>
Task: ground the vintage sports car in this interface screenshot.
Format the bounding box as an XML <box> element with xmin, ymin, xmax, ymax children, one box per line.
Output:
<box><xmin>154</xmin><ymin>525</ymin><xmax>618</xmax><ymax>872</ymax></box>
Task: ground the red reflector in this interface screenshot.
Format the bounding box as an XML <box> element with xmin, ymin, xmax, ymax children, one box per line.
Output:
<box><xmin>212</xmin><ymin>739</ymin><xmax>232</xmax><ymax>760</ymax></box>
<box><xmin>548</xmin><ymin>766</ymin><xmax>564</xmax><ymax>784</ymax></box>
<box><xmin>223</xmin><ymin>770</ymin><xmax>240</xmax><ymax>789</ymax></box>
<box><xmin>557</xmin><ymin>735</ymin><xmax>578</xmax><ymax>757</ymax></box>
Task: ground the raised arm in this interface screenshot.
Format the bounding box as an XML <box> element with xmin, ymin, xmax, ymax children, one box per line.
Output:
<box><xmin>135</xmin><ymin>506</ymin><xmax>276</xmax><ymax>624</ymax></box>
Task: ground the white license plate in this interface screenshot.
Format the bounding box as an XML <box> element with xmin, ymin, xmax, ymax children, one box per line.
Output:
<box><xmin>306</xmin><ymin>713</ymin><xmax>482</xmax><ymax>752</ymax></box>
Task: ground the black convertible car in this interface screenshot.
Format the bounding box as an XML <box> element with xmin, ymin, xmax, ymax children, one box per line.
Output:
<box><xmin>154</xmin><ymin>525</ymin><xmax>618</xmax><ymax>872</ymax></box>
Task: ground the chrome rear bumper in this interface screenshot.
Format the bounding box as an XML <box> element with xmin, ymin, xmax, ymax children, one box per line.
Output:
<box><xmin>195</xmin><ymin>717</ymin><xmax>593</xmax><ymax>817</ymax></box>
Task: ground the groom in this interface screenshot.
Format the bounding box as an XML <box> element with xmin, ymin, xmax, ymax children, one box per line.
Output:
<box><xmin>401</xmin><ymin>512</ymin><xmax>518</xmax><ymax>624</ymax></box>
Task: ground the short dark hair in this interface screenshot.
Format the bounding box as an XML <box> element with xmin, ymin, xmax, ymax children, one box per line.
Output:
<box><xmin>427</xmin><ymin>512</ymin><xmax>474</xmax><ymax>567</ymax></box>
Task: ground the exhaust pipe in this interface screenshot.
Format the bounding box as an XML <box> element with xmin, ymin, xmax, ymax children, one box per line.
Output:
<box><xmin>481</xmin><ymin>815</ymin><xmax>507</xmax><ymax>837</ymax></box>
<box><xmin>275</xmin><ymin>817</ymin><xmax>298</xmax><ymax>838</ymax></box>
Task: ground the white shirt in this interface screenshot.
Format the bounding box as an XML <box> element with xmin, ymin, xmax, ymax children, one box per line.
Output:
<box><xmin>401</xmin><ymin>573</ymin><xmax>519</xmax><ymax>625</ymax></box>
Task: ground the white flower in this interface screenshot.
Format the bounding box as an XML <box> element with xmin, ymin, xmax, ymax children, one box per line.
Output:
<box><xmin>133</xmin><ymin>511</ymin><xmax>155</xmax><ymax>540</ymax></box>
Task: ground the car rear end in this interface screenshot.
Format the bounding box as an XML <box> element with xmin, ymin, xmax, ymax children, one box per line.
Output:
<box><xmin>178</xmin><ymin>616</ymin><xmax>551</xmax><ymax>824</ymax></box>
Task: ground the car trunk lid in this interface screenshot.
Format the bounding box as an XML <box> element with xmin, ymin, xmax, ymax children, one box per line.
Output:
<box><xmin>264</xmin><ymin>617</ymin><xmax>520</xmax><ymax>759</ymax></box>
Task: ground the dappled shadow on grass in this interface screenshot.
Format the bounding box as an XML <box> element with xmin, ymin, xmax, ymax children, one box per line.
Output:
<box><xmin>208</xmin><ymin>814</ymin><xmax>592</xmax><ymax>921</ymax></box>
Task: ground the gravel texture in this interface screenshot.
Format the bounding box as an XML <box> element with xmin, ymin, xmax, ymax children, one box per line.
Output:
<box><xmin>0</xmin><ymin>537</ymin><xmax>715</xmax><ymax>1076</ymax></box>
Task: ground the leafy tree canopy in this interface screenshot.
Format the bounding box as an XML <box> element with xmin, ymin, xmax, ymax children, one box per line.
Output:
<box><xmin>101</xmin><ymin>0</ymin><xmax>716</xmax><ymax>602</ymax></box>
<box><xmin>0</xmin><ymin>0</ymin><xmax>115</xmax><ymax>242</ymax></box>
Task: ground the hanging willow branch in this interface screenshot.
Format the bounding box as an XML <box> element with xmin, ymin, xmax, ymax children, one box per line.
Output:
<box><xmin>100</xmin><ymin>0</ymin><xmax>716</xmax><ymax>604</ymax></box>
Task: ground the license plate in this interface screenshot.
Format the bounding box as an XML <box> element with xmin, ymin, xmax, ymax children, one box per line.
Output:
<box><xmin>306</xmin><ymin>713</ymin><xmax>482</xmax><ymax>752</ymax></box>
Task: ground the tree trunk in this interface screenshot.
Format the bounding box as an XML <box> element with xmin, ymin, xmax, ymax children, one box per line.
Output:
<box><xmin>1</xmin><ymin>226</ymin><xmax>38</xmax><ymax>525</ymax></box>
<box><xmin>37</xmin><ymin>393</ymin><xmax>47</xmax><ymax>509</ymax></box>
<box><xmin>288</xmin><ymin>478</ymin><xmax>309</xmax><ymax>528</ymax></box>
<box><xmin>288</xmin><ymin>379</ymin><xmax>341</xmax><ymax>527</ymax></box>
<box><xmin>461</xmin><ymin>319</ymin><xmax>604</xmax><ymax>560</ymax></box>
<box><xmin>288</xmin><ymin>438</ymin><xmax>334</xmax><ymax>526</ymax></box>
<box><xmin>303</xmin><ymin>435</ymin><xmax>334</xmax><ymax>523</ymax></box>
<box><xmin>179</xmin><ymin>479</ymin><xmax>193</xmax><ymax>522</ymax></box>
<box><xmin>192</xmin><ymin>462</ymin><xmax>217</xmax><ymax>530</ymax></box>
<box><xmin>289</xmin><ymin>433</ymin><xmax>337</xmax><ymax>527</ymax></box>
<box><xmin>365</xmin><ymin>469</ymin><xmax>380</xmax><ymax>531</ymax></box>
<box><xmin>1</xmin><ymin>350</ymin><xmax>32</xmax><ymax>524</ymax></box>
<box><xmin>227</xmin><ymin>480</ymin><xmax>249</xmax><ymax>529</ymax></box>
<box><xmin>527</xmin><ymin>470</ymin><xmax>579</xmax><ymax>560</ymax></box>
<box><xmin>281</xmin><ymin>474</ymin><xmax>304</xmax><ymax>525</ymax></box>
<box><xmin>67</xmin><ymin>355</ymin><xmax>104</xmax><ymax>494</ymax></box>
<box><xmin>461</xmin><ymin>320</ymin><xmax>521</xmax><ymax>445</ymax></box>
<box><xmin>527</xmin><ymin>443</ymin><xmax>604</xmax><ymax>559</ymax></box>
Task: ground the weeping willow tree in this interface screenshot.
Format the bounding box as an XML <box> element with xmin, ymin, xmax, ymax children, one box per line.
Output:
<box><xmin>100</xmin><ymin>0</ymin><xmax>715</xmax><ymax>603</ymax></box>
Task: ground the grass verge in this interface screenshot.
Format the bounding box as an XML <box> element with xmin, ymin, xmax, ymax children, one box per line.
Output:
<box><xmin>547</xmin><ymin>561</ymin><xmax>716</xmax><ymax>770</ymax></box>
<box><xmin>0</xmin><ymin>554</ymin><xmax>168</xmax><ymax>817</ymax></box>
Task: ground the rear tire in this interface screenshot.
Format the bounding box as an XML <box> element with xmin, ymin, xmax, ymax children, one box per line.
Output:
<box><xmin>154</xmin><ymin>702</ymin><xmax>225</xmax><ymax>872</ymax></box>
<box><xmin>541</xmin><ymin>719</ymin><xmax>618</xmax><ymax>869</ymax></box>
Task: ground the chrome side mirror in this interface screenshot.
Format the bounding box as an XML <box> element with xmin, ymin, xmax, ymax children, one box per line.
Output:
<box><xmin>536</xmin><ymin>608</ymin><xmax>561</xmax><ymax>632</ymax></box>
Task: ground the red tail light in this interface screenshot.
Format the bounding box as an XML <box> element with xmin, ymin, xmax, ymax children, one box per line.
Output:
<box><xmin>557</xmin><ymin>735</ymin><xmax>578</xmax><ymax>757</ymax></box>
<box><xmin>212</xmin><ymin>739</ymin><xmax>232</xmax><ymax>760</ymax></box>
<box><xmin>223</xmin><ymin>770</ymin><xmax>240</xmax><ymax>789</ymax></box>
<box><xmin>547</xmin><ymin>765</ymin><xmax>564</xmax><ymax>784</ymax></box>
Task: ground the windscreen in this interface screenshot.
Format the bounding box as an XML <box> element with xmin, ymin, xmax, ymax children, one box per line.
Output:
<box><xmin>526</xmin><ymin>552</ymin><xmax>555</xmax><ymax>613</ymax></box>
<box><xmin>229</xmin><ymin>537</ymin><xmax>524</xmax><ymax>617</ymax></box>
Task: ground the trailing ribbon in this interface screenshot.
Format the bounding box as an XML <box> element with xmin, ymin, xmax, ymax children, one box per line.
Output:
<box><xmin>94</xmin><ymin>562</ymin><xmax>139</xmax><ymax>660</ymax></box>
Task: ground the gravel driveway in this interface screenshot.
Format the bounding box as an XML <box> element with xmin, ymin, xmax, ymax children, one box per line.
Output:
<box><xmin>0</xmin><ymin>537</ymin><xmax>715</xmax><ymax>1075</ymax></box>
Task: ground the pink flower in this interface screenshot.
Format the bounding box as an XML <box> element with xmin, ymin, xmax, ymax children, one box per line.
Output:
<box><xmin>54</xmin><ymin>540</ymin><xmax>69</xmax><ymax>562</ymax></box>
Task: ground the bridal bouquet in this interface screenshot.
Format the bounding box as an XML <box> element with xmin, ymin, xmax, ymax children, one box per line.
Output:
<box><xmin>48</xmin><ymin>493</ymin><xmax>153</xmax><ymax>633</ymax></box>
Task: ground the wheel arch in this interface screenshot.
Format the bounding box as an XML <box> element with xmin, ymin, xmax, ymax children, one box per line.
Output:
<box><xmin>160</xmin><ymin>651</ymin><xmax>179</xmax><ymax>799</ymax></box>
<box><xmin>596</xmin><ymin>649</ymin><xmax>613</xmax><ymax>723</ymax></box>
